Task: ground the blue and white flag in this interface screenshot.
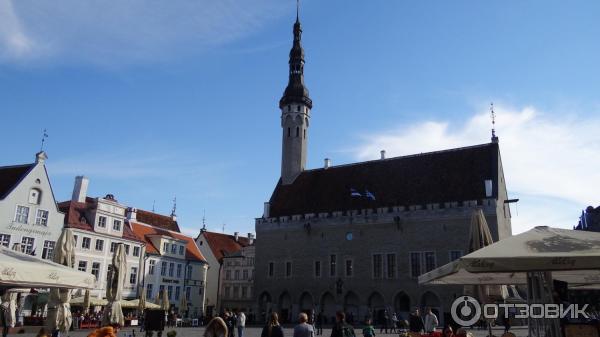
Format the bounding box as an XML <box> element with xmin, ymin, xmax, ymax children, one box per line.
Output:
<box><xmin>350</xmin><ymin>188</ymin><xmax>362</xmax><ymax>197</ymax></box>
<box><xmin>365</xmin><ymin>190</ymin><xmax>376</xmax><ymax>201</ymax></box>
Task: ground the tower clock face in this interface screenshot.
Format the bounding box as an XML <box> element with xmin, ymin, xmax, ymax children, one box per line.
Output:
<box><xmin>346</xmin><ymin>232</ymin><xmax>353</xmax><ymax>241</ymax></box>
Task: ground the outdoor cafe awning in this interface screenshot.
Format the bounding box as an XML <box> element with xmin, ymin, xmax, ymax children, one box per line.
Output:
<box><xmin>419</xmin><ymin>226</ymin><xmax>600</xmax><ymax>286</ymax></box>
<box><xmin>0</xmin><ymin>247</ymin><xmax>95</xmax><ymax>289</ymax></box>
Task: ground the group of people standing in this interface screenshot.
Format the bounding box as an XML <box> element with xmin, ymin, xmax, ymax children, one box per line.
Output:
<box><xmin>204</xmin><ymin>310</ymin><xmax>246</xmax><ymax>337</ymax></box>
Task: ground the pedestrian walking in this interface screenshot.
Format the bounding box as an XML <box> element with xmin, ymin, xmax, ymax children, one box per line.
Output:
<box><xmin>390</xmin><ymin>313</ymin><xmax>397</xmax><ymax>333</ymax></box>
<box><xmin>330</xmin><ymin>311</ymin><xmax>355</xmax><ymax>337</ymax></box>
<box><xmin>361</xmin><ymin>319</ymin><xmax>375</xmax><ymax>337</ymax></box>
<box><xmin>204</xmin><ymin>317</ymin><xmax>228</xmax><ymax>337</ymax></box>
<box><xmin>236</xmin><ymin>310</ymin><xmax>246</xmax><ymax>337</ymax></box>
<box><xmin>261</xmin><ymin>312</ymin><xmax>284</xmax><ymax>337</ymax></box>
<box><xmin>315</xmin><ymin>312</ymin><xmax>323</xmax><ymax>336</ymax></box>
<box><xmin>293</xmin><ymin>313</ymin><xmax>315</xmax><ymax>337</ymax></box>
<box><xmin>423</xmin><ymin>308</ymin><xmax>438</xmax><ymax>333</ymax></box>
<box><xmin>408</xmin><ymin>309</ymin><xmax>424</xmax><ymax>337</ymax></box>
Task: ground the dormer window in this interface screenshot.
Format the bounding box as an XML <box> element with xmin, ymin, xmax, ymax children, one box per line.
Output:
<box><xmin>28</xmin><ymin>188</ymin><xmax>42</xmax><ymax>204</ymax></box>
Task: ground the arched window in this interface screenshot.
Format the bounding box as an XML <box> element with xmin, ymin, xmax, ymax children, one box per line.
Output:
<box><xmin>287</xmin><ymin>128</ymin><xmax>291</xmax><ymax>137</ymax></box>
<box><xmin>28</xmin><ymin>188</ymin><xmax>41</xmax><ymax>205</ymax></box>
<box><xmin>304</xmin><ymin>129</ymin><xmax>306</xmax><ymax>139</ymax></box>
<box><xmin>287</xmin><ymin>105</ymin><xmax>291</xmax><ymax>112</ymax></box>
<box><xmin>297</xmin><ymin>105</ymin><xmax>301</xmax><ymax>112</ymax></box>
<box><xmin>296</xmin><ymin>127</ymin><xmax>299</xmax><ymax>137</ymax></box>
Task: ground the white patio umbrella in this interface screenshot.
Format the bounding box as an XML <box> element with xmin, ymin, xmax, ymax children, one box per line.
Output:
<box><xmin>0</xmin><ymin>247</ymin><xmax>94</xmax><ymax>289</ymax></box>
<box><xmin>83</xmin><ymin>290</ymin><xmax>90</xmax><ymax>312</ymax></box>
<box><xmin>161</xmin><ymin>288</ymin><xmax>170</xmax><ymax>311</ymax></box>
<box><xmin>0</xmin><ymin>290</ymin><xmax>18</xmax><ymax>328</ymax></box>
<box><xmin>102</xmin><ymin>243</ymin><xmax>126</xmax><ymax>327</ymax></box>
<box><xmin>420</xmin><ymin>226</ymin><xmax>600</xmax><ymax>337</ymax></box>
<box><xmin>47</xmin><ymin>229</ymin><xmax>77</xmax><ymax>333</ymax></box>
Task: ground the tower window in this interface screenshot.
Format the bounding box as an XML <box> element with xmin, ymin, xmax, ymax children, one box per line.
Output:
<box><xmin>287</xmin><ymin>105</ymin><xmax>291</xmax><ymax>112</ymax></box>
<box><xmin>297</xmin><ymin>105</ymin><xmax>300</xmax><ymax>112</ymax></box>
<box><xmin>287</xmin><ymin>128</ymin><xmax>291</xmax><ymax>137</ymax></box>
<box><xmin>304</xmin><ymin>129</ymin><xmax>306</xmax><ymax>139</ymax></box>
<box><xmin>296</xmin><ymin>127</ymin><xmax>299</xmax><ymax>137</ymax></box>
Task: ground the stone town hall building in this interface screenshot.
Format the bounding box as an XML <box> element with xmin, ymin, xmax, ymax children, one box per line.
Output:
<box><xmin>254</xmin><ymin>13</ymin><xmax>513</xmax><ymax>325</ymax></box>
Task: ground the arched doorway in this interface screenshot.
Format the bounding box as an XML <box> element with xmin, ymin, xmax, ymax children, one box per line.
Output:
<box><xmin>299</xmin><ymin>292</ymin><xmax>314</xmax><ymax>313</ymax></box>
<box><xmin>279</xmin><ymin>291</ymin><xmax>292</xmax><ymax>323</ymax></box>
<box><xmin>368</xmin><ymin>292</ymin><xmax>385</xmax><ymax>326</ymax></box>
<box><xmin>343</xmin><ymin>292</ymin><xmax>360</xmax><ymax>324</ymax></box>
<box><xmin>320</xmin><ymin>292</ymin><xmax>336</xmax><ymax>324</ymax></box>
<box><xmin>394</xmin><ymin>292</ymin><xmax>411</xmax><ymax>317</ymax></box>
<box><xmin>420</xmin><ymin>291</ymin><xmax>442</xmax><ymax>320</ymax></box>
<box><xmin>258</xmin><ymin>292</ymin><xmax>272</xmax><ymax>323</ymax></box>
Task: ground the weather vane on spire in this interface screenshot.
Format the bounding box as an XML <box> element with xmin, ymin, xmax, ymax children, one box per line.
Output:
<box><xmin>296</xmin><ymin>0</ymin><xmax>300</xmax><ymax>21</ymax></box>
<box><xmin>171</xmin><ymin>196</ymin><xmax>177</xmax><ymax>217</ymax></box>
<box><xmin>202</xmin><ymin>209</ymin><xmax>206</xmax><ymax>231</ymax></box>
<box><xmin>490</xmin><ymin>102</ymin><xmax>498</xmax><ymax>142</ymax></box>
<box><xmin>40</xmin><ymin>129</ymin><xmax>48</xmax><ymax>151</ymax></box>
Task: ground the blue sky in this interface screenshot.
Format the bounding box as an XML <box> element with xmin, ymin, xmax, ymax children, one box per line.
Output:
<box><xmin>1</xmin><ymin>1</ymin><xmax>599</xmax><ymax>236</ymax></box>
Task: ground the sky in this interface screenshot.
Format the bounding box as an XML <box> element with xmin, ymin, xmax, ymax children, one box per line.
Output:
<box><xmin>1</xmin><ymin>1</ymin><xmax>599</xmax><ymax>237</ymax></box>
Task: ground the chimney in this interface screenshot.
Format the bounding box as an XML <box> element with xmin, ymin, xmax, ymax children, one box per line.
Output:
<box><xmin>35</xmin><ymin>151</ymin><xmax>48</xmax><ymax>164</ymax></box>
<box><xmin>324</xmin><ymin>158</ymin><xmax>331</xmax><ymax>169</ymax></box>
<box><xmin>380</xmin><ymin>150</ymin><xmax>386</xmax><ymax>160</ymax></box>
<box><xmin>484</xmin><ymin>179</ymin><xmax>493</xmax><ymax>197</ymax></box>
<box><xmin>248</xmin><ymin>233</ymin><xmax>254</xmax><ymax>245</ymax></box>
<box><xmin>234</xmin><ymin>232</ymin><xmax>239</xmax><ymax>242</ymax></box>
<box><xmin>126</xmin><ymin>207</ymin><xmax>137</xmax><ymax>221</ymax></box>
<box><xmin>263</xmin><ymin>202</ymin><xmax>270</xmax><ymax>218</ymax></box>
<box><xmin>71</xmin><ymin>176</ymin><xmax>89</xmax><ymax>203</ymax></box>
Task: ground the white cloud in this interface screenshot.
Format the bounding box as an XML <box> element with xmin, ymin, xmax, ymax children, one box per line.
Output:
<box><xmin>352</xmin><ymin>104</ymin><xmax>600</xmax><ymax>234</ymax></box>
<box><xmin>0</xmin><ymin>0</ymin><xmax>287</xmax><ymax>65</ymax></box>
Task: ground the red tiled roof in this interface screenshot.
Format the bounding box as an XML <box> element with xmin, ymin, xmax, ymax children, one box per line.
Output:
<box><xmin>269</xmin><ymin>143</ymin><xmax>500</xmax><ymax>217</ymax></box>
<box><xmin>201</xmin><ymin>231</ymin><xmax>250</xmax><ymax>263</ymax></box>
<box><xmin>58</xmin><ymin>199</ymin><xmax>143</xmax><ymax>243</ymax></box>
<box><xmin>136</xmin><ymin>209</ymin><xmax>180</xmax><ymax>232</ymax></box>
<box><xmin>0</xmin><ymin>164</ymin><xmax>35</xmax><ymax>200</ymax></box>
<box><xmin>130</xmin><ymin>222</ymin><xmax>206</xmax><ymax>262</ymax></box>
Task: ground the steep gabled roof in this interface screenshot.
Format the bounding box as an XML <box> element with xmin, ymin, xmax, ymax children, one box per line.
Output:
<box><xmin>269</xmin><ymin>143</ymin><xmax>500</xmax><ymax>217</ymax></box>
<box><xmin>0</xmin><ymin>164</ymin><xmax>35</xmax><ymax>200</ymax></box>
<box><xmin>130</xmin><ymin>221</ymin><xmax>206</xmax><ymax>262</ymax></box>
<box><xmin>201</xmin><ymin>231</ymin><xmax>250</xmax><ymax>263</ymax></box>
<box><xmin>136</xmin><ymin>209</ymin><xmax>180</xmax><ymax>232</ymax></box>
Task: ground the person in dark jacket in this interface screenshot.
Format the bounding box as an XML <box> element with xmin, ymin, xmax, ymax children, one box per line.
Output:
<box><xmin>331</xmin><ymin>311</ymin><xmax>355</xmax><ymax>337</ymax></box>
<box><xmin>261</xmin><ymin>312</ymin><xmax>284</xmax><ymax>337</ymax></box>
<box><xmin>408</xmin><ymin>309</ymin><xmax>424</xmax><ymax>335</ymax></box>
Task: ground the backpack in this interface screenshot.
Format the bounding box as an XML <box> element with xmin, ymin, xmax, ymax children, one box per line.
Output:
<box><xmin>342</xmin><ymin>324</ymin><xmax>356</xmax><ymax>337</ymax></box>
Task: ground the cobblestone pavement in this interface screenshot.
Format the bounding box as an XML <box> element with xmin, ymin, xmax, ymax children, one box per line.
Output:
<box><xmin>13</xmin><ymin>326</ymin><xmax>529</xmax><ymax>337</ymax></box>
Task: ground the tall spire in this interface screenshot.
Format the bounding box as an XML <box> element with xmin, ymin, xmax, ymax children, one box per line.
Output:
<box><xmin>490</xmin><ymin>102</ymin><xmax>499</xmax><ymax>143</ymax></box>
<box><xmin>280</xmin><ymin>0</ymin><xmax>312</xmax><ymax>109</ymax></box>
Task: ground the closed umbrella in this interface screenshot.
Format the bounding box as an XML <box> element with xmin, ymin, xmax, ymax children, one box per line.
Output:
<box><xmin>138</xmin><ymin>286</ymin><xmax>146</xmax><ymax>316</ymax></box>
<box><xmin>179</xmin><ymin>295</ymin><xmax>187</xmax><ymax>317</ymax></box>
<box><xmin>83</xmin><ymin>290</ymin><xmax>90</xmax><ymax>312</ymax></box>
<box><xmin>47</xmin><ymin>229</ymin><xmax>76</xmax><ymax>334</ymax></box>
<box><xmin>1</xmin><ymin>290</ymin><xmax>18</xmax><ymax>329</ymax></box>
<box><xmin>102</xmin><ymin>243</ymin><xmax>126</xmax><ymax>327</ymax></box>
<box><xmin>161</xmin><ymin>288</ymin><xmax>169</xmax><ymax>311</ymax></box>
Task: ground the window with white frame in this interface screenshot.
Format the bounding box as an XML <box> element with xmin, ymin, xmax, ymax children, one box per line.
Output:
<box><xmin>168</xmin><ymin>263</ymin><xmax>174</xmax><ymax>277</ymax></box>
<box><xmin>171</xmin><ymin>244</ymin><xmax>177</xmax><ymax>254</ymax></box>
<box><xmin>133</xmin><ymin>246</ymin><xmax>140</xmax><ymax>257</ymax></box>
<box><xmin>285</xmin><ymin>261</ymin><xmax>292</xmax><ymax>278</ymax></box>
<box><xmin>225</xmin><ymin>286</ymin><xmax>231</xmax><ymax>299</ymax></box>
<box><xmin>386</xmin><ymin>253</ymin><xmax>396</xmax><ymax>279</ymax></box>
<box><xmin>35</xmin><ymin>209</ymin><xmax>49</xmax><ymax>226</ymax></box>
<box><xmin>130</xmin><ymin>267</ymin><xmax>138</xmax><ymax>284</ymax></box>
<box><xmin>78</xmin><ymin>260</ymin><xmax>87</xmax><ymax>272</ymax></box>
<box><xmin>42</xmin><ymin>240</ymin><xmax>55</xmax><ymax>260</ymax></box>
<box><xmin>81</xmin><ymin>237</ymin><xmax>91</xmax><ymax>249</ymax></box>
<box><xmin>95</xmin><ymin>239</ymin><xmax>104</xmax><ymax>251</ymax></box>
<box><xmin>167</xmin><ymin>285</ymin><xmax>173</xmax><ymax>300</ymax></box>
<box><xmin>91</xmin><ymin>262</ymin><xmax>100</xmax><ymax>280</ymax></box>
<box><xmin>449</xmin><ymin>250</ymin><xmax>462</xmax><ymax>261</ymax></box>
<box><xmin>28</xmin><ymin>188</ymin><xmax>41</xmax><ymax>204</ymax></box>
<box><xmin>186</xmin><ymin>265</ymin><xmax>192</xmax><ymax>279</ymax></box>
<box><xmin>179</xmin><ymin>245</ymin><xmax>184</xmax><ymax>255</ymax></box>
<box><xmin>424</xmin><ymin>251</ymin><xmax>436</xmax><ymax>272</ymax></box>
<box><xmin>161</xmin><ymin>262</ymin><xmax>167</xmax><ymax>276</ymax></box>
<box><xmin>410</xmin><ymin>252</ymin><xmax>421</xmax><ymax>278</ymax></box>
<box><xmin>185</xmin><ymin>287</ymin><xmax>191</xmax><ymax>300</ymax></box>
<box><xmin>235</xmin><ymin>270</ymin><xmax>240</xmax><ymax>280</ymax></box>
<box><xmin>148</xmin><ymin>260</ymin><xmax>156</xmax><ymax>275</ymax></box>
<box><xmin>0</xmin><ymin>234</ymin><xmax>11</xmax><ymax>248</ymax></box>
<box><xmin>21</xmin><ymin>237</ymin><xmax>34</xmax><ymax>254</ymax></box>
<box><xmin>163</xmin><ymin>242</ymin><xmax>168</xmax><ymax>253</ymax></box>
<box><xmin>241</xmin><ymin>286</ymin><xmax>247</xmax><ymax>298</ymax></box>
<box><xmin>225</xmin><ymin>270</ymin><xmax>231</xmax><ymax>280</ymax></box>
<box><xmin>146</xmin><ymin>284</ymin><xmax>153</xmax><ymax>299</ymax></box>
<box><xmin>243</xmin><ymin>270</ymin><xmax>248</xmax><ymax>280</ymax></box>
<box><xmin>372</xmin><ymin>254</ymin><xmax>383</xmax><ymax>279</ymax></box>
<box><xmin>15</xmin><ymin>205</ymin><xmax>30</xmax><ymax>224</ymax></box>
<box><xmin>110</xmin><ymin>242</ymin><xmax>117</xmax><ymax>252</ymax></box>
<box><xmin>97</xmin><ymin>216</ymin><xmax>107</xmax><ymax>228</ymax></box>
<box><xmin>233</xmin><ymin>286</ymin><xmax>239</xmax><ymax>299</ymax></box>
<box><xmin>124</xmin><ymin>244</ymin><xmax>130</xmax><ymax>255</ymax></box>
<box><xmin>175</xmin><ymin>286</ymin><xmax>180</xmax><ymax>300</ymax></box>
<box><xmin>176</xmin><ymin>264</ymin><xmax>182</xmax><ymax>278</ymax></box>
<box><xmin>112</xmin><ymin>219</ymin><xmax>121</xmax><ymax>231</ymax></box>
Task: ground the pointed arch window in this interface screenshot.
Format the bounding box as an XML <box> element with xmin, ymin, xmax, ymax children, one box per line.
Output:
<box><xmin>287</xmin><ymin>128</ymin><xmax>291</xmax><ymax>137</ymax></box>
<box><xmin>296</xmin><ymin>127</ymin><xmax>299</xmax><ymax>137</ymax></box>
